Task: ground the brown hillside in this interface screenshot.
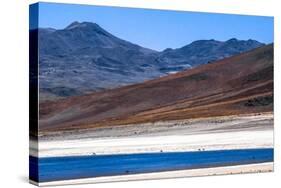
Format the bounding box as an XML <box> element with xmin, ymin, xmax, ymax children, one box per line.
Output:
<box><xmin>39</xmin><ymin>44</ymin><xmax>273</xmax><ymax>132</ymax></box>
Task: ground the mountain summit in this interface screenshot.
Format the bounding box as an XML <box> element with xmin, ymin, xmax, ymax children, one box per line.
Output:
<box><xmin>39</xmin><ymin>21</ymin><xmax>154</xmax><ymax>55</ymax></box>
<box><xmin>65</xmin><ymin>21</ymin><xmax>102</xmax><ymax>30</ymax></box>
<box><xmin>65</xmin><ymin>21</ymin><xmax>82</xmax><ymax>29</ymax></box>
<box><xmin>38</xmin><ymin>21</ymin><xmax>265</xmax><ymax>101</ymax></box>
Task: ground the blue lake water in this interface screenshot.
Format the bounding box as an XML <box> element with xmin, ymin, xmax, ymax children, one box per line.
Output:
<box><xmin>30</xmin><ymin>148</ymin><xmax>273</xmax><ymax>182</ymax></box>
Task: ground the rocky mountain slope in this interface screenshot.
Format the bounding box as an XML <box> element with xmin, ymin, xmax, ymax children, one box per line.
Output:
<box><xmin>39</xmin><ymin>44</ymin><xmax>273</xmax><ymax>132</ymax></box>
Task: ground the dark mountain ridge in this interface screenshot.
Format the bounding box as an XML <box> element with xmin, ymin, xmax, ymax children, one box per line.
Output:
<box><xmin>38</xmin><ymin>21</ymin><xmax>264</xmax><ymax>101</ymax></box>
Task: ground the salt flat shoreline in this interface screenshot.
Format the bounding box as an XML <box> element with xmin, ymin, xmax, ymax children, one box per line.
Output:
<box><xmin>30</xmin><ymin>113</ymin><xmax>273</xmax><ymax>157</ymax></box>
<box><xmin>31</xmin><ymin>162</ymin><xmax>273</xmax><ymax>186</ymax></box>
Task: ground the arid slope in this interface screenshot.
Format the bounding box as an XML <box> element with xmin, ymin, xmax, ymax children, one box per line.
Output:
<box><xmin>39</xmin><ymin>44</ymin><xmax>273</xmax><ymax>132</ymax></box>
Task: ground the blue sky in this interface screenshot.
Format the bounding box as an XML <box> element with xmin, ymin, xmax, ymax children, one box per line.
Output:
<box><xmin>36</xmin><ymin>2</ymin><xmax>273</xmax><ymax>51</ymax></box>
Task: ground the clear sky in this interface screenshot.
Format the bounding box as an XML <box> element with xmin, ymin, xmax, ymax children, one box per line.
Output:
<box><xmin>37</xmin><ymin>2</ymin><xmax>274</xmax><ymax>51</ymax></box>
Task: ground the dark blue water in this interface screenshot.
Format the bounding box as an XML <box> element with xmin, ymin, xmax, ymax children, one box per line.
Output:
<box><xmin>30</xmin><ymin>148</ymin><xmax>273</xmax><ymax>182</ymax></box>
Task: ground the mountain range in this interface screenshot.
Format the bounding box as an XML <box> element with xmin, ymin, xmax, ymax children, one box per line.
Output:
<box><xmin>38</xmin><ymin>21</ymin><xmax>264</xmax><ymax>101</ymax></box>
<box><xmin>39</xmin><ymin>44</ymin><xmax>273</xmax><ymax>132</ymax></box>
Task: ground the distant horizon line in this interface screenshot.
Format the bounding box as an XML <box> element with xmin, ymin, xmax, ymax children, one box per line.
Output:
<box><xmin>36</xmin><ymin>21</ymin><xmax>272</xmax><ymax>51</ymax></box>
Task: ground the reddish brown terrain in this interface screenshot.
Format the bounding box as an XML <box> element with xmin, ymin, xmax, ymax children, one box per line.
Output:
<box><xmin>39</xmin><ymin>44</ymin><xmax>273</xmax><ymax>133</ymax></box>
